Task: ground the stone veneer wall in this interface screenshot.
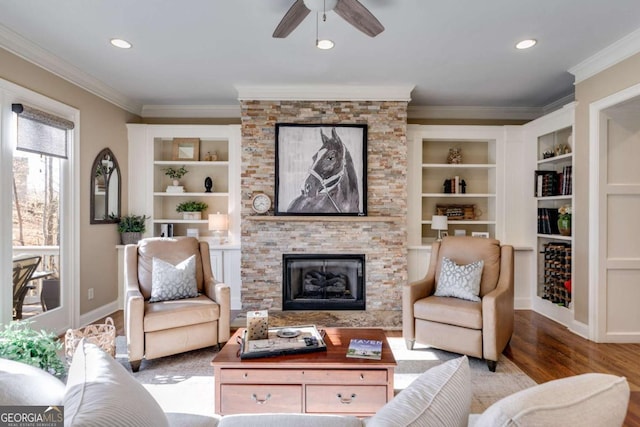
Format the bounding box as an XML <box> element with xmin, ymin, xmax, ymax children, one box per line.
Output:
<box><xmin>240</xmin><ymin>100</ymin><xmax>408</xmax><ymax>311</ymax></box>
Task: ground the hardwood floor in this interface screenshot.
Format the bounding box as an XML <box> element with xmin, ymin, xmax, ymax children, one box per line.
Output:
<box><xmin>103</xmin><ymin>309</ymin><xmax>640</xmax><ymax>425</ymax></box>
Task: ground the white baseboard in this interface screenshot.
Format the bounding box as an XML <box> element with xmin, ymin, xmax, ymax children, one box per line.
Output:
<box><xmin>569</xmin><ymin>319</ymin><xmax>590</xmax><ymax>339</ymax></box>
<box><xmin>514</xmin><ymin>297</ymin><xmax>531</xmax><ymax>310</ymax></box>
<box><xmin>78</xmin><ymin>301</ymin><xmax>119</xmax><ymax>327</ymax></box>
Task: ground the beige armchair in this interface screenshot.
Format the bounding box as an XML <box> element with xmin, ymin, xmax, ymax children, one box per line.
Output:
<box><xmin>125</xmin><ymin>237</ymin><xmax>230</xmax><ymax>371</ymax></box>
<box><xmin>403</xmin><ymin>236</ymin><xmax>514</xmax><ymax>371</ymax></box>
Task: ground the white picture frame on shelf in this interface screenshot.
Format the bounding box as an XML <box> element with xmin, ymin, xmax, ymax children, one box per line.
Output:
<box><xmin>471</xmin><ymin>231</ymin><xmax>489</xmax><ymax>238</ymax></box>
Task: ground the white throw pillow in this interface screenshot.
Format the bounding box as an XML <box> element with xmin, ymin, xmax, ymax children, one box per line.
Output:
<box><xmin>366</xmin><ymin>356</ymin><xmax>471</xmax><ymax>427</ymax></box>
<box><xmin>64</xmin><ymin>339</ymin><xmax>169</xmax><ymax>427</ymax></box>
<box><xmin>475</xmin><ymin>373</ymin><xmax>630</xmax><ymax>427</ymax></box>
<box><xmin>150</xmin><ymin>255</ymin><xmax>198</xmax><ymax>302</ymax></box>
<box><xmin>0</xmin><ymin>357</ymin><xmax>65</xmax><ymax>405</ymax></box>
<box><xmin>434</xmin><ymin>257</ymin><xmax>484</xmax><ymax>302</ymax></box>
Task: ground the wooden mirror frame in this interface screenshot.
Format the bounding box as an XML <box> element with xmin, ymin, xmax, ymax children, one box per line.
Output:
<box><xmin>90</xmin><ymin>148</ymin><xmax>121</xmax><ymax>224</ymax></box>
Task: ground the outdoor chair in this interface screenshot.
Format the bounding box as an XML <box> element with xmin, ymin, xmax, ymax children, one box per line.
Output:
<box><xmin>12</xmin><ymin>255</ymin><xmax>42</xmax><ymax>320</ymax></box>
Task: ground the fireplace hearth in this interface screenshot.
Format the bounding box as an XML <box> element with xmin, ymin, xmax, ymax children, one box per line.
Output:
<box><xmin>283</xmin><ymin>254</ymin><xmax>365</xmax><ymax>310</ymax></box>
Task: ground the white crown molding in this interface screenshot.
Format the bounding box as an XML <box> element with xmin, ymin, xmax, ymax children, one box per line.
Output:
<box><xmin>0</xmin><ymin>24</ymin><xmax>142</xmax><ymax>115</ymax></box>
<box><xmin>141</xmin><ymin>104</ymin><xmax>241</xmax><ymax>118</ymax></box>
<box><xmin>569</xmin><ymin>27</ymin><xmax>640</xmax><ymax>84</ymax></box>
<box><xmin>542</xmin><ymin>93</ymin><xmax>576</xmax><ymax>115</ymax></box>
<box><xmin>236</xmin><ymin>85</ymin><xmax>414</xmax><ymax>101</ymax></box>
<box><xmin>407</xmin><ymin>105</ymin><xmax>543</xmax><ymax>120</ymax></box>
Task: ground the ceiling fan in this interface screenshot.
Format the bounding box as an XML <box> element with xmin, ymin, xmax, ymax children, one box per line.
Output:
<box><xmin>273</xmin><ymin>0</ymin><xmax>384</xmax><ymax>38</ymax></box>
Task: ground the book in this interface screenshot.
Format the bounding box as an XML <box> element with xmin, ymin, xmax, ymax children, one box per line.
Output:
<box><xmin>346</xmin><ymin>338</ymin><xmax>383</xmax><ymax>360</ymax></box>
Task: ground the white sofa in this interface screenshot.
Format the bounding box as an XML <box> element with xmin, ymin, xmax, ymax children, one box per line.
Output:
<box><xmin>0</xmin><ymin>340</ymin><xmax>631</xmax><ymax>427</ymax></box>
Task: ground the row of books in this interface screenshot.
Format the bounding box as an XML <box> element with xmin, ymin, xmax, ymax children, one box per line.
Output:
<box><xmin>537</xmin><ymin>208</ymin><xmax>560</xmax><ymax>235</ymax></box>
<box><xmin>534</xmin><ymin>166</ymin><xmax>572</xmax><ymax>197</ymax></box>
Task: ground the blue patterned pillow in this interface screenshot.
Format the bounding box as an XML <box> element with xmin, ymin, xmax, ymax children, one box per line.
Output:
<box><xmin>434</xmin><ymin>257</ymin><xmax>484</xmax><ymax>302</ymax></box>
<box><xmin>149</xmin><ymin>255</ymin><xmax>198</xmax><ymax>302</ymax></box>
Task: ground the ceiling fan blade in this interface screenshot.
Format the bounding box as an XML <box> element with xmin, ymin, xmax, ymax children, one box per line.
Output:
<box><xmin>273</xmin><ymin>0</ymin><xmax>311</xmax><ymax>38</ymax></box>
<box><xmin>334</xmin><ymin>0</ymin><xmax>384</xmax><ymax>37</ymax></box>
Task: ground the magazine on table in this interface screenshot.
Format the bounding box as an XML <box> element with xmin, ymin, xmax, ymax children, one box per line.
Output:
<box><xmin>346</xmin><ymin>338</ymin><xmax>383</xmax><ymax>360</ymax></box>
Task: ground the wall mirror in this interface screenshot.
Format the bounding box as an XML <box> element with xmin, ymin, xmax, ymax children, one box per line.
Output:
<box><xmin>90</xmin><ymin>148</ymin><xmax>121</xmax><ymax>224</ymax></box>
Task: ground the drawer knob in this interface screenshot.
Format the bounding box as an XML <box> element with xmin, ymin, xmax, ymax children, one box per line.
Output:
<box><xmin>336</xmin><ymin>393</ymin><xmax>357</xmax><ymax>404</ymax></box>
<box><xmin>360</xmin><ymin>373</ymin><xmax>364</xmax><ymax>380</ymax></box>
<box><xmin>251</xmin><ymin>393</ymin><xmax>272</xmax><ymax>404</ymax></box>
<box><xmin>243</xmin><ymin>373</ymin><xmax>248</xmax><ymax>379</ymax></box>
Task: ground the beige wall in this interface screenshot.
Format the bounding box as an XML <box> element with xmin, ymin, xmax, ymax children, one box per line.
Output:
<box><xmin>1</xmin><ymin>47</ymin><xmax>140</xmax><ymax>316</ymax></box>
<box><xmin>573</xmin><ymin>52</ymin><xmax>640</xmax><ymax>324</ymax></box>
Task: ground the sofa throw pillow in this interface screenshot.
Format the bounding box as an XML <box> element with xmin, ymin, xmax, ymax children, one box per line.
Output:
<box><xmin>64</xmin><ymin>339</ymin><xmax>169</xmax><ymax>427</ymax></box>
<box><xmin>475</xmin><ymin>373</ymin><xmax>630</xmax><ymax>427</ymax></box>
<box><xmin>434</xmin><ymin>257</ymin><xmax>484</xmax><ymax>302</ymax></box>
<box><xmin>149</xmin><ymin>255</ymin><xmax>198</xmax><ymax>302</ymax></box>
<box><xmin>365</xmin><ymin>356</ymin><xmax>471</xmax><ymax>427</ymax></box>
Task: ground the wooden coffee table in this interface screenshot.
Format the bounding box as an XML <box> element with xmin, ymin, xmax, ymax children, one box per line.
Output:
<box><xmin>212</xmin><ymin>327</ymin><xmax>396</xmax><ymax>416</ymax></box>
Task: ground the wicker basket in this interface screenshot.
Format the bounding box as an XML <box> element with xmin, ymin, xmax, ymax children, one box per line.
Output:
<box><xmin>65</xmin><ymin>317</ymin><xmax>116</xmax><ymax>360</ymax></box>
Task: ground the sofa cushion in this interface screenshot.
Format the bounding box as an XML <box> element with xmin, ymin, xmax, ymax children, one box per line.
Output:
<box><xmin>64</xmin><ymin>339</ymin><xmax>169</xmax><ymax>427</ymax></box>
<box><xmin>144</xmin><ymin>294</ymin><xmax>220</xmax><ymax>332</ymax></box>
<box><xmin>414</xmin><ymin>296</ymin><xmax>482</xmax><ymax>330</ymax></box>
<box><xmin>150</xmin><ymin>255</ymin><xmax>198</xmax><ymax>302</ymax></box>
<box><xmin>365</xmin><ymin>355</ymin><xmax>471</xmax><ymax>427</ymax></box>
<box><xmin>435</xmin><ymin>257</ymin><xmax>483</xmax><ymax>302</ymax></box>
<box><xmin>474</xmin><ymin>373</ymin><xmax>630</xmax><ymax>427</ymax></box>
<box><xmin>0</xmin><ymin>357</ymin><xmax>65</xmax><ymax>405</ymax></box>
<box><xmin>218</xmin><ymin>413</ymin><xmax>363</xmax><ymax>427</ymax></box>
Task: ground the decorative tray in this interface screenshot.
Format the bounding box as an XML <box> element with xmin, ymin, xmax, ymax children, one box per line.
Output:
<box><xmin>238</xmin><ymin>324</ymin><xmax>327</xmax><ymax>359</ymax></box>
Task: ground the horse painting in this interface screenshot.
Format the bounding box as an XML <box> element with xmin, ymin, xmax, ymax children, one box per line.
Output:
<box><xmin>287</xmin><ymin>127</ymin><xmax>361</xmax><ymax>214</ymax></box>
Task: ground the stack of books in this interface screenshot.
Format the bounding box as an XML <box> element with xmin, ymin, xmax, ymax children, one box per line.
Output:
<box><xmin>166</xmin><ymin>185</ymin><xmax>184</xmax><ymax>193</ymax></box>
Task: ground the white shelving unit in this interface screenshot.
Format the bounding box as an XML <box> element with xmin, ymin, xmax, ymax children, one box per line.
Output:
<box><xmin>407</xmin><ymin>125</ymin><xmax>505</xmax><ymax>281</ymax></box>
<box><xmin>126</xmin><ymin>124</ymin><xmax>242</xmax><ymax>309</ymax></box>
<box><xmin>524</xmin><ymin>104</ymin><xmax>575</xmax><ymax>326</ymax></box>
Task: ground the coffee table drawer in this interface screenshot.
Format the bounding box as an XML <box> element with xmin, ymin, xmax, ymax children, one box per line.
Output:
<box><xmin>221</xmin><ymin>385</ymin><xmax>302</xmax><ymax>414</ymax></box>
<box><xmin>219</xmin><ymin>369</ymin><xmax>305</xmax><ymax>383</ymax></box>
<box><xmin>302</xmin><ymin>369</ymin><xmax>387</xmax><ymax>384</ymax></box>
<box><xmin>305</xmin><ymin>385</ymin><xmax>388</xmax><ymax>413</ymax></box>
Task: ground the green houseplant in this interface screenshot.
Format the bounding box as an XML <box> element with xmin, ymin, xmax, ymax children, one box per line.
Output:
<box><xmin>176</xmin><ymin>201</ymin><xmax>208</xmax><ymax>220</ymax></box>
<box><xmin>0</xmin><ymin>321</ymin><xmax>66</xmax><ymax>378</ymax></box>
<box><xmin>164</xmin><ymin>166</ymin><xmax>188</xmax><ymax>185</ymax></box>
<box><xmin>118</xmin><ymin>213</ymin><xmax>148</xmax><ymax>244</ymax></box>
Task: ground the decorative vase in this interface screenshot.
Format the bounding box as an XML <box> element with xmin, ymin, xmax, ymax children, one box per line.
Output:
<box><xmin>557</xmin><ymin>216</ymin><xmax>571</xmax><ymax>236</ymax></box>
<box><xmin>204</xmin><ymin>177</ymin><xmax>213</xmax><ymax>193</ymax></box>
<box><xmin>172</xmin><ymin>179</ymin><xmax>180</xmax><ymax>186</ymax></box>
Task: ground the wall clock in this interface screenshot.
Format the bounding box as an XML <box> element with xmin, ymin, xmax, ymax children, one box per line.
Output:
<box><xmin>251</xmin><ymin>193</ymin><xmax>271</xmax><ymax>214</ymax></box>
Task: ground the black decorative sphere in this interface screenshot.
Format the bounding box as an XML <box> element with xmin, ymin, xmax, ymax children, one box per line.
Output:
<box><xmin>204</xmin><ymin>177</ymin><xmax>213</xmax><ymax>193</ymax></box>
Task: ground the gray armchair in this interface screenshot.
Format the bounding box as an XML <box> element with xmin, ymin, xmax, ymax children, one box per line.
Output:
<box><xmin>403</xmin><ymin>236</ymin><xmax>514</xmax><ymax>371</ymax></box>
<box><xmin>125</xmin><ymin>237</ymin><xmax>230</xmax><ymax>371</ymax></box>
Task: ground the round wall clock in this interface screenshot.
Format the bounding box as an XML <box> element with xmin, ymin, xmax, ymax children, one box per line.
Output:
<box><xmin>251</xmin><ymin>193</ymin><xmax>271</xmax><ymax>214</ymax></box>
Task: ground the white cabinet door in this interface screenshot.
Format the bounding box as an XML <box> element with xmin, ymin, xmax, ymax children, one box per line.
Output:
<box><xmin>209</xmin><ymin>250</ymin><xmax>224</xmax><ymax>282</ymax></box>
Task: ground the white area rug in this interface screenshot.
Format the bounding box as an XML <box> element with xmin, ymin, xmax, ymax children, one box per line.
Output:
<box><xmin>115</xmin><ymin>336</ymin><xmax>536</xmax><ymax>417</ymax></box>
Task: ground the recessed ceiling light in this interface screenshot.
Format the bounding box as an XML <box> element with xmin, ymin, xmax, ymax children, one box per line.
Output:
<box><xmin>515</xmin><ymin>39</ymin><xmax>537</xmax><ymax>50</ymax></box>
<box><xmin>316</xmin><ymin>39</ymin><xmax>334</xmax><ymax>50</ymax></box>
<box><xmin>110</xmin><ymin>38</ymin><xmax>132</xmax><ymax>49</ymax></box>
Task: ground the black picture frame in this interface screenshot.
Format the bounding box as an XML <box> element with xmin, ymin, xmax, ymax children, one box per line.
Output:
<box><xmin>275</xmin><ymin>123</ymin><xmax>367</xmax><ymax>216</ymax></box>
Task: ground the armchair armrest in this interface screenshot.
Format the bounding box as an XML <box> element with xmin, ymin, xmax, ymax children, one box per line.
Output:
<box><xmin>403</xmin><ymin>275</ymin><xmax>436</xmax><ymax>342</ymax></box>
<box><xmin>125</xmin><ymin>288</ymin><xmax>145</xmax><ymax>363</ymax></box>
<box><xmin>204</xmin><ymin>278</ymin><xmax>231</xmax><ymax>343</ymax></box>
<box><xmin>482</xmin><ymin>245</ymin><xmax>514</xmax><ymax>361</ymax></box>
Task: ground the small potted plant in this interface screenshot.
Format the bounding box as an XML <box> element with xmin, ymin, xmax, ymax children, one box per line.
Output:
<box><xmin>164</xmin><ymin>166</ymin><xmax>188</xmax><ymax>186</ymax></box>
<box><xmin>0</xmin><ymin>321</ymin><xmax>66</xmax><ymax>379</ymax></box>
<box><xmin>176</xmin><ymin>201</ymin><xmax>208</xmax><ymax>220</ymax></box>
<box><xmin>118</xmin><ymin>214</ymin><xmax>148</xmax><ymax>244</ymax></box>
<box><xmin>557</xmin><ymin>205</ymin><xmax>572</xmax><ymax>236</ymax></box>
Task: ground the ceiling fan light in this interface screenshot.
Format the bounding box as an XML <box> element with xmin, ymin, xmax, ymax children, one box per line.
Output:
<box><xmin>515</xmin><ymin>39</ymin><xmax>537</xmax><ymax>50</ymax></box>
<box><xmin>110</xmin><ymin>38</ymin><xmax>132</xmax><ymax>49</ymax></box>
<box><xmin>316</xmin><ymin>39</ymin><xmax>335</xmax><ymax>49</ymax></box>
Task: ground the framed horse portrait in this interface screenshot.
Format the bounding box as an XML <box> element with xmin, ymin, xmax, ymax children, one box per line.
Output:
<box><xmin>275</xmin><ymin>123</ymin><xmax>367</xmax><ymax>216</ymax></box>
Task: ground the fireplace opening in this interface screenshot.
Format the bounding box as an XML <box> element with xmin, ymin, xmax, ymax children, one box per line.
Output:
<box><xmin>283</xmin><ymin>254</ymin><xmax>365</xmax><ymax>311</ymax></box>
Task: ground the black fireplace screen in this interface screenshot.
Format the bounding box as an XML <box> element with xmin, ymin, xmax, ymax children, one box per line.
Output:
<box><xmin>283</xmin><ymin>254</ymin><xmax>365</xmax><ymax>310</ymax></box>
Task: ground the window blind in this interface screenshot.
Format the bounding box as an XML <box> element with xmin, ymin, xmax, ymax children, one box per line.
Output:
<box><xmin>12</xmin><ymin>103</ymin><xmax>74</xmax><ymax>159</ymax></box>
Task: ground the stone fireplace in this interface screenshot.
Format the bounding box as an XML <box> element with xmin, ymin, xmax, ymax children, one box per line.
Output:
<box><xmin>283</xmin><ymin>254</ymin><xmax>365</xmax><ymax>310</ymax></box>
<box><xmin>240</xmin><ymin>98</ymin><xmax>408</xmax><ymax>312</ymax></box>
